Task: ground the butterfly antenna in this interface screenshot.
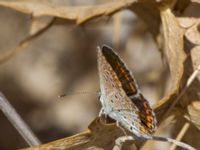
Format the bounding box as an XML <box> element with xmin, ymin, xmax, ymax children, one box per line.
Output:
<box><xmin>58</xmin><ymin>91</ymin><xmax>100</xmax><ymax>98</ymax></box>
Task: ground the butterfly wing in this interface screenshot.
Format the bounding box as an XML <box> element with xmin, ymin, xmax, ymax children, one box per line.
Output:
<box><xmin>98</xmin><ymin>45</ymin><xmax>157</xmax><ymax>134</ymax></box>
<box><xmin>98</xmin><ymin>46</ymin><xmax>145</xmax><ymax>136</ymax></box>
<box><xmin>98</xmin><ymin>46</ymin><xmax>134</xmax><ymax>112</ymax></box>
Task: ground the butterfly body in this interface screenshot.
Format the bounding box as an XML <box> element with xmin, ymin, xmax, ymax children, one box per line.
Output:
<box><xmin>97</xmin><ymin>45</ymin><xmax>157</xmax><ymax>138</ymax></box>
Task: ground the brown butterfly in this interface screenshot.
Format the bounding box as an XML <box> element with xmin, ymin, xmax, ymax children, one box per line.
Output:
<box><xmin>97</xmin><ymin>45</ymin><xmax>157</xmax><ymax>137</ymax></box>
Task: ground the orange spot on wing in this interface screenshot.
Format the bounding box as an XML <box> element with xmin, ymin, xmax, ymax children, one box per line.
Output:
<box><xmin>146</xmin><ymin>116</ymin><xmax>152</xmax><ymax>122</ymax></box>
<box><xmin>145</xmin><ymin>109</ymin><xmax>151</xmax><ymax>115</ymax></box>
<box><xmin>146</xmin><ymin>122</ymin><xmax>152</xmax><ymax>129</ymax></box>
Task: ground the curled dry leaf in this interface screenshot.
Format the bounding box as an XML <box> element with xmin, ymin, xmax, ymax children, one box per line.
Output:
<box><xmin>0</xmin><ymin>0</ymin><xmax>136</xmax><ymax>25</ymax></box>
<box><xmin>30</xmin><ymin>16</ymin><xmax>54</xmax><ymax>35</ymax></box>
<box><xmin>185</xmin><ymin>22</ymin><xmax>200</xmax><ymax>45</ymax></box>
<box><xmin>22</xmin><ymin>118</ymin><xmax>128</xmax><ymax>150</ymax></box>
<box><xmin>153</xmin><ymin>5</ymin><xmax>186</xmax><ymax>121</ymax></box>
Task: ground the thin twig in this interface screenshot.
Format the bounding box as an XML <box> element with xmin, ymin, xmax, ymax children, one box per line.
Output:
<box><xmin>0</xmin><ymin>92</ymin><xmax>41</xmax><ymax>146</ymax></box>
<box><xmin>113</xmin><ymin>135</ymin><xmax>196</xmax><ymax>150</ymax></box>
<box><xmin>169</xmin><ymin>122</ymin><xmax>190</xmax><ymax>150</ymax></box>
<box><xmin>0</xmin><ymin>17</ymin><xmax>55</xmax><ymax>64</ymax></box>
<box><xmin>161</xmin><ymin>64</ymin><xmax>200</xmax><ymax>122</ymax></box>
<box><xmin>113</xmin><ymin>136</ymin><xmax>134</xmax><ymax>150</ymax></box>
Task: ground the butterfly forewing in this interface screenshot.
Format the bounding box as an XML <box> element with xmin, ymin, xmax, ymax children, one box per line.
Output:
<box><xmin>98</xmin><ymin>46</ymin><xmax>148</xmax><ymax>136</ymax></box>
<box><xmin>97</xmin><ymin>46</ymin><xmax>136</xmax><ymax>112</ymax></box>
<box><xmin>101</xmin><ymin>46</ymin><xmax>138</xmax><ymax>96</ymax></box>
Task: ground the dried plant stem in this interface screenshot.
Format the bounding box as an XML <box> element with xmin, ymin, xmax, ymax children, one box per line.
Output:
<box><xmin>0</xmin><ymin>92</ymin><xmax>41</xmax><ymax>146</ymax></box>
<box><xmin>169</xmin><ymin>122</ymin><xmax>190</xmax><ymax>150</ymax></box>
<box><xmin>112</xmin><ymin>12</ymin><xmax>122</xmax><ymax>50</ymax></box>
<box><xmin>161</xmin><ymin>64</ymin><xmax>200</xmax><ymax>122</ymax></box>
<box><xmin>113</xmin><ymin>135</ymin><xmax>196</xmax><ymax>150</ymax></box>
<box><xmin>113</xmin><ymin>136</ymin><xmax>134</xmax><ymax>150</ymax></box>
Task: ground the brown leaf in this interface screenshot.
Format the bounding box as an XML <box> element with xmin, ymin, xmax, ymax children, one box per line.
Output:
<box><xmin>185</xmin><ymin>22</ymin><xmax>200</xmax><ymax>45</ymax></box>
<box><xmin>30</xmin><ymin>16</ymin><xmax>54</xmax><ymax>35</ymax></box>
<box><xmin>153</xmin><ymin>5</ymin><xmax>186</xmax><ymax>121</ymax></box>
<box><xmin>0</xmin><ymin>0</ymin><xmax>136</xmax><ymax>25</ymax></box>
<box><xmin>22</xmin><ymin>118</ymin><xmax>127</xmax><ymax>150</ymax></box>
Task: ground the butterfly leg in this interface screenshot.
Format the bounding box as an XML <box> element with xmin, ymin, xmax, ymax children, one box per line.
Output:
<box><xmin>98</xmin><ymin>108</ymin><xmax>104</xmax><ymax>117</ymax></box>
<box><xmin>99</xmin><ymin>108</ymin><xmax>108</xmax><ymax>123</ymax></box>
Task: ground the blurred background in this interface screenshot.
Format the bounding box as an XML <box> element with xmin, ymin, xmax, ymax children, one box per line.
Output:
<box><xmin>0</xmin><ymin>1</ymin><xmax>168</xmax><ymax>149</ymax></box>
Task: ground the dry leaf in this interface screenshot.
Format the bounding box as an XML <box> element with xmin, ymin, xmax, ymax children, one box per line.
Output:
<box><xmin>30</xmin><ymin>16</ymin><xmax>54</xmax><ymax>35</ymax></box>
<box><xmin>153</xmin><ymin>5</ymin><xmax>186</xmax><ymax>121</ymax></box>
<box><xmin>185</xmin><ymin>22</ymin><xmax>200</xmax><ymax>45</ymax></box>
<box><xmin>0</xmin><ymin>0</ymin><xmax>136</xmax><ymax>25</ymax></box>
<box><xmin>22</xmin><ymin>118</ymin><xmax>127</xmax><ymax>150</ymax></box>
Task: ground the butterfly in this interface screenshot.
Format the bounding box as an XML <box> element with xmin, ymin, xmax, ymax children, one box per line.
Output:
<box><xmin>97</xmin><ymin>44</ymin><xmax>157</xmax><ymax>137</ymax></box>
<box><xmin>97</xmin><ymin>45</ymin><xmax>195</xmax><ymax>150</ymax></box>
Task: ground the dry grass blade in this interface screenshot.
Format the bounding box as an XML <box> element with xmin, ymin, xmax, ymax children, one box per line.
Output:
<box><xmin>170</xmin><ymin>122</ymin><xmax>191</xmax><ymax>150</ymax></box>
<box><xmin>113</xmin><ymin>134</ymin><xmax>195</xmax><ymax>150</ymax></box>
<box><xmin>0</xmin><ymin>92</ymin><xmax>41</xmax><ymax>146</ymax></box>
<box><xmin>0</xmin><ymin>18</ymin><xmax>55</xmax><ymax>64</ymax></box>
<box><xmin>113</xmin><ymin>136</ymin><xmax>135</xmax><ymax>150</ymax></box>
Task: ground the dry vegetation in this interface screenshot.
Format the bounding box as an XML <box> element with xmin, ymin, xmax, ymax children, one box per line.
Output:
<box><xmin>0</xmin><ymin>0</ymin><xmax>199</xmax><ymax>150</ymax></box>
